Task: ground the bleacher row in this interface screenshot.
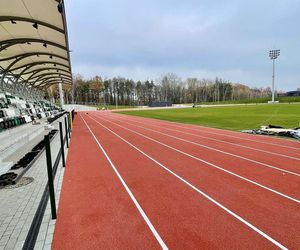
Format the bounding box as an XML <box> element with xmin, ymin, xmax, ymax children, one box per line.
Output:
<box><xmin>0</xmin><ymin>92</ymin><xmax>59</xmax><ymax>132</ymax></box>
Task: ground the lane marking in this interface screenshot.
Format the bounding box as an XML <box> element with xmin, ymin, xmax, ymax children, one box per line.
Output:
<box><xmin>111</xmin><ymin>114</ymin><xmax>300</xmax><ymax>161</ymax></box>
<box><xmin>101</xmin><ymin>114</ymin><xmax>300</xmax><ymax>177</ymax></box>
<box><xmin>114</xmin><ymin>112</ymin><xmax>300</xmax><ymax>151</ymax></box>
<box><xmin>86</xmin><ymin>114</ymin><xmax>288</xmax><ymax>250</ymax></box>
<box><xmin>80</xmin><ymin>114</ymin><xmax>168</xmax><ymax>250</ymax></box>
<box><xmin>92</xmin><ymin>114</ymin><xmax>300</xmax><ymax>204</ymax></box>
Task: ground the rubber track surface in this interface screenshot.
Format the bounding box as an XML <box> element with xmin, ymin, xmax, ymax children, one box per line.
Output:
<box><xmin>52</xmin><ymin>111</ymin><xmax>300</xmax><ymax>249</ymax></box>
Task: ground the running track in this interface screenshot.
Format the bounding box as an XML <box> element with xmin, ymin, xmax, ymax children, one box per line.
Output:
<box><xmin>52</xmin><ymin>111</ymin><xmax>300</xmax><ymax>249</ymax></box>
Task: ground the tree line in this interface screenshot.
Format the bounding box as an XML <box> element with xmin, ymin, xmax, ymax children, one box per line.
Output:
<box><xmin>49</xmin><ymin>73</ymin><xmax>273</xmax><ymax>106</ymax></box>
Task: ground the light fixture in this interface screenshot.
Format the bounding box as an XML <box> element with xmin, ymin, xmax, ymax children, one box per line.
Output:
<box><xmin>269</xmin><ymin>49</ymin><xmax>280</xmax><ymax>60</ymax></box>
<box><xmin>49</xmin><ymin>55</ymin><xmax>53</xmax><ymax>59</ymax></box>
<box><xmin>32</xmin><ymin>23</ymin><xmax>38</xmax><ymax>29</ymax></box>
<box><xmin>11</xmin><ymin>20</ymin><xmax>17</xmax><ymax>24</ymax></box>
<box><xmin>27</xmin><ymin>42</ymin><xmax>31</xmax><ymax>45</ymax></box>
<box><xmin>43</xmin><ymin>43</ymin><xmax>47</xmax><ymax>48</ymax></box>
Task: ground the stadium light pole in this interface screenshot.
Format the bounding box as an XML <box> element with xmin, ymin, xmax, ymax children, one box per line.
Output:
<box><xmin>269</xmin><ymin>49</ymin><xmax>280</xmax><ymax>103</ymax></box>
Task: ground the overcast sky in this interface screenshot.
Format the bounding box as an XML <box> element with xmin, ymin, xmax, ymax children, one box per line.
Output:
<box><xmin>65</xmin><ymin>0</ymin><xmax>300</xmax><ymax>91</ymax></box>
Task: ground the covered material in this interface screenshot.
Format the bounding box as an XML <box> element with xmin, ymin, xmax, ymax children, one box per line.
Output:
<box><xmin>0</xmin><ymin>0</ymin><xmax>72</xmax><ymax>89</ymax></box>
<box><xmin>241</xmin><ymin>125</ymin><xmax>300</xmax><ymax>140</ymax></box>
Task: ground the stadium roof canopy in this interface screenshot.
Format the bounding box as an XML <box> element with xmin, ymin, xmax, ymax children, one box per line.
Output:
<box><xmin>0</xmin><ymin>0</ymin><xmax>72</xmax><ymax>90</ymax></box>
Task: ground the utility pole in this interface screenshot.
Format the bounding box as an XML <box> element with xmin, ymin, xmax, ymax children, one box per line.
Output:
<box><xmin>269</xmin><ymin>49</ymin><xmax>280</xmax><ymax>103</ymax></box>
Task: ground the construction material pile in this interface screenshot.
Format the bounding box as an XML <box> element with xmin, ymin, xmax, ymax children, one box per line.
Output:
<box><xmin>241</xmin><ymin>125</ymin><xmax>300</xmax><ymax>140</ymax></box>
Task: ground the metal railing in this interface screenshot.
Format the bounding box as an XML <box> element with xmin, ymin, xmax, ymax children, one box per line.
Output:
<box><xmin>22</xmin><ymin>110</ymin><xmax>74</xmax><ymax>250</ymax></box>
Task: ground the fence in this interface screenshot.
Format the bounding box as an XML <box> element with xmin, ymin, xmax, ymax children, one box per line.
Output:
<box><xmin>22</xmin><ymin>110</ymin><xmax>75</xmax><ymax>250</ymax></box>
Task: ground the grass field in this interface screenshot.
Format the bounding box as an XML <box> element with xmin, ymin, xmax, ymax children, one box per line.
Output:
<box><xmin>91</xmin><ymin>104</ymin><xmax>137</xmax><ymax>110</ymax></box>
<box><xmin>119</xmin><ymin>104</ymin><xmax>300</xmax><ymax>131</ymax></box>
<box><xmin>189</xmin><ymin>96</ymin><xmax>300</xmax><ymax>105</ymax></box>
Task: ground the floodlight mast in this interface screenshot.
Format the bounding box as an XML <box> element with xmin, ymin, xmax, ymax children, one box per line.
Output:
<box><xmin>269</xmin><ymin>49</ymin><xmax>280</xmax><ymax>103</ymax></box>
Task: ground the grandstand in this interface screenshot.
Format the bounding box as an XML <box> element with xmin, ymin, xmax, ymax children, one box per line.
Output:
<box><xmin>0</xmin><ymin>0</ymin><xmax>72</xmax><ymax>163</ymax></box>
<box><xmin>0</xmin><ymin>0</ymin><xmax>72</xmax><ymax>153</ymax></box>
<box><xmin>0</xmin><ymin>91</ymin><xmax>59</xmax><ymax>131</ymax></box>
<box><xmin>0</xmin><ymin>1</ymin><xmax>75</xmax><ymax>247</ymax></box>
<box><xmin>0</xmin><ymin>0</ymin><xmax>73</xmax><ymax>249</ymax></box>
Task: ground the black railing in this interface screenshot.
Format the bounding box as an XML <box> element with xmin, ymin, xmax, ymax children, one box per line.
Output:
<box><xmin>22</xmin><ymin>110</ymin><xmax>75</xmax><ymax>250</ymax></box>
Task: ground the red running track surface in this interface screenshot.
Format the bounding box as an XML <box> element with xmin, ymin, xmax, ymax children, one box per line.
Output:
<box><xmin>52</xmin><ymin>111</ymin><xmax>300</xmax><ymax>250</ymax></box>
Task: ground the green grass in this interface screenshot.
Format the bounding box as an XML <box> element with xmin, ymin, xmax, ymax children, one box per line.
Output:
<box><xmin>119</xmin><ymin>103</ymin><xmax>300</xmax><ymax>131</ymax></box>
<box><xmin>188</xmin><ymin>96</ymin><xmax>300</xmax><ymax>105</ymax></box>
<box><xmin>91</xmin><ymin>104</ymin><xmax>137</xmax><ymax>110</ymax></box>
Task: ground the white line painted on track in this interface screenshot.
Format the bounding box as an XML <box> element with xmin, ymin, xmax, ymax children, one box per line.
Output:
<box><xmin>91</xmin><ymin>114</ymin><xmax>300</xmax><ymax>204</ymax></box>
<box><xmin>110</xmin><ymin>114</ymin><xmax>300</xmax><ymax>161</ymax></box>
<box><xmin>100</xmin><ymin>115</ymin><xmax>300</xmax><ymax>177</ymax></box>
<box><xmin>86</xmin><ymin>114</ymin><xmax>288</xmax><ymax>250</ymax></box>
<box><xmin>114</xmin><ymin>112</ymin><xmax>300</xmax><ymax>151</ymax></box>
<box><xmin>80</xmin><ymin>114</ymin><xmax>168</xmax><ymax>250</ymax></box>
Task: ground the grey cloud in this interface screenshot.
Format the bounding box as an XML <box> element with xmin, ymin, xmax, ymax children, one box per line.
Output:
<box><xmin>65</xmin><ymin>0</ymin><xmax>300</xmax><ymax>91</ymax></box>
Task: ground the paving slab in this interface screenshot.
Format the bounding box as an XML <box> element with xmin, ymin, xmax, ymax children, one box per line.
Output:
<box><xmin>0</xmin><ymin>115</ymin><xmax>70</xmax><ymax>249</ymax></box>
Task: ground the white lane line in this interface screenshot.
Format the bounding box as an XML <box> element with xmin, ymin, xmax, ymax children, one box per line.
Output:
<box><xmin>113</xmin><ymin>112</ymin><xmax>300</xmax><ymax>151</ymax></box>
<box><xmin>111</xmin><ymin>114</ymin><xmax>300</xmax><ymax>161</ymax></box>
<box><xmin>80</xmin><ymin>114</ymin><xmax>168</xmax><ymax>250</ymax></box>
<box><xmin>92</xmin><ymin>114</ymin><xmax>300</xmax><ymax>205</ymax></box>
<box><xmin>101</xmin><ymin>115</ymin><xmax>300</xmax><ymax>177</ymax></box>
<box><xmin>86</xmin><ymin>114</ymin><xmax>288</xmax><ymax>250</ymax></box>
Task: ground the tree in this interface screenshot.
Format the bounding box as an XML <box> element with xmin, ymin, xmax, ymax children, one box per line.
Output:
<box><xmin>71</xmin><ymin>74</ymin><xmax>272</xmax><ymax>106</ymax></box>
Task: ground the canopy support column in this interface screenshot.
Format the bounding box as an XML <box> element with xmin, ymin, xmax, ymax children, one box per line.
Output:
<box><xmin>59</xmin><ymin>82</ymin><xmax>64</xmax><ymax>108</ymax></box>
